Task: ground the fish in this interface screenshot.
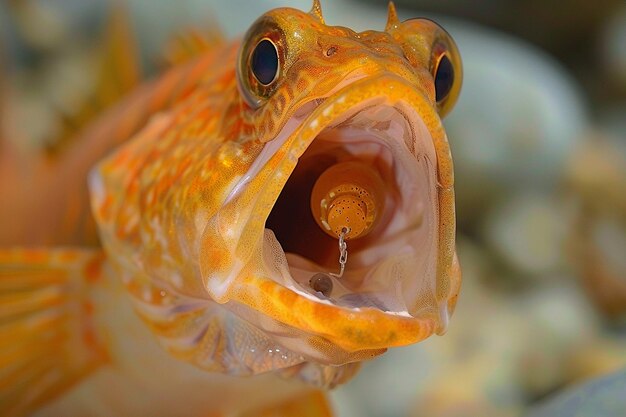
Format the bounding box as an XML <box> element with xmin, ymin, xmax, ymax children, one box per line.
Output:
<box><xmin>0</xmin><ymin>1</ymin><xmax>463</xmax><ymax>415</ymax></box>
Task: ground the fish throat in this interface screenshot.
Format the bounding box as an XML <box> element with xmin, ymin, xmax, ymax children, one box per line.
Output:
<box><xmin>264</xmin><ymin>99</ymin><xmax>439</xmax><ymax>314</ymax></box>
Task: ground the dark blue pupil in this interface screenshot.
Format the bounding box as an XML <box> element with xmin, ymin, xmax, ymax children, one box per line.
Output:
<box><xmin>435</xmin><ymin>55</ymin><xmax>454</xmax><ymax>102</ymax></box>
<box><xmin>251</xmin><ymin>39</ymin><xmax>278</xmax><ymax>85</ymax></box>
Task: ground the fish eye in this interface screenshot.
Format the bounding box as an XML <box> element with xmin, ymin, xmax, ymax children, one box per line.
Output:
<box><xmin>236</xmin><ymin>17</ymin><xmax>286</xmax><ymax>108</ymax></box>
<box><xmin>251</xmin><ymin>39</ymin><xmax>279</xmax><ymax>86</ymax></box>
<box><xmin>389</xmin><ymin>18</ymin><xmax>462</xmax><ymax>117</ymax></box>
<box><xmin>434</xmin><ymin>54</ymin><xmax>454</xmax><ymax>103</ymax></box>
<box><xmin>431</xmin><ymin>42</ymin><xmax>461</xmax><ymax>117</ymax></box>
<box><xmin>428</xmin><ymin>35</ymin><xmax>462</xmax><ymax>117</ymax></box>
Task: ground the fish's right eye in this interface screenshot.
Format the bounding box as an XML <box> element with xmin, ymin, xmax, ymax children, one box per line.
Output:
<box><xmin>434</xmin><ymin>54</ymin><xmax>454</xmax><ymax>103</ymax></box>
<box><xmin>237</xmin><ymin>18</ymin><xmax>286</xmax><ymax>109</ymax></box>
<box><xmin>251</xmin><ymin>39</ymin><xmax>279</xmax><ymax>86</ymax></box>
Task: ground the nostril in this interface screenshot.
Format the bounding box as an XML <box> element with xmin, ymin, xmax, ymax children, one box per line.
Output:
<box><xmin>326</xmin><ymin>46</ymin><xmax>338</xmax><ymax>57</ymax></box>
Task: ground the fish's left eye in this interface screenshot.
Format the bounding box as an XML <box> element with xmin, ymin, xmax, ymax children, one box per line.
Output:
<box><xmin>434</xmin><ymin>54</ymin><xmax>454</xmax><ymax>103</ymax></box>
<box><xmin>430</xmin><ymin>40</ymin><xmax>461</xmax><ymax>117</ymax></box>
<box><xmin>251</xmin><ymin>39</ymin><xmax>279</xmax><ymax>86</ymax></box>
<box><xmin>390</xmin><ymin>18</ymin><xmax>462</xmax><ymax>117</ymax></box>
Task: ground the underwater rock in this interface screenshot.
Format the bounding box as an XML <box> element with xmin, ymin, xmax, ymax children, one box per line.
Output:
<box><xmin>482</xmin><ymin>192</ymin><xmax>570</xmax><ymax>277</ymax></box>
<box><xmin>564</xmin><ymin>336</ymin><xmax>626</xmax><ymax>384</ymax></box>
<box><xmin>600</xmin><ymin>5</ymin><xmax>626</xmax><ymax>94</ymax></box>
<box><xmin>525</xmin><ymin>369</ymin><xmax>626</xmax><ymax>417</ymax></box>
<box><xmin>566</xmin><ymin>134</ymin><xmax>626</xmax><ymax>320</ymax></box>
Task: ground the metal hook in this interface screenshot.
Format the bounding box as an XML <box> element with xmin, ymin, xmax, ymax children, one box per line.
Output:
<box><xmin>330</xmin><ymin>227</ymin><xmax>349</xmax><ymax>278</ymax></box>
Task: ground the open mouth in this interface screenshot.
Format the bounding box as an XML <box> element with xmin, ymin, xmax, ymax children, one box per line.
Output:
<box><xmin>257</xmin><ymin>88</ymin><xmax>440</xmax><ymax>319</ymax></box>
<box><xmin>210</xmin><ymin>75</ymin><xmax>456</xmax><ymax>353</ymax></box>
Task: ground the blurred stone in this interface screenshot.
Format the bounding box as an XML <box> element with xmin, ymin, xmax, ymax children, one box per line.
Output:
<box><xmin>598</xmin><ymin>105</ymin><xmax>626</xmax><ymax>141</ymax></box>
<box><xmin>525</xmin><ymin>369</ymin><xmax>626</xmax><ymax>417</ymax></box>
<box><xmin>600</xmin><ymin>6</ymin><xmax>626</xmax><ymax>95</ymax></box>
<box><xmin>7</xmin><ymin>1</ymin><xmax>69</xmax><ymax>51</ymax></box>
<box><xmin>516</xmin><ymin>283</ymin><xmax>602</xmax><ymax>396</ymax></box>
<box><xmin>565</xmin><ymin>337</ymin><xmax>626</xmax><ymax>383</ymax></box>
<box><xmin>482</xmin><ymin>192</ymin><xmax>570</xmax><ymax>277</ymax></box>
<box><xmin>8</xmin><ymin>79</ymin><xmax>61</xmax><ymax>150</ymax></box>
<box><xmin>566</xmin><ymin>134</ymin><xmax>626</xmax><ymax>320</ymax></box>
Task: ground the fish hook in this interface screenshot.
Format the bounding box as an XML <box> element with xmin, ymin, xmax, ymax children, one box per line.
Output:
<box><xmin>329</xmin><ymin>227</ymin><xmax>349</xmax><ymax>278</ymax></box>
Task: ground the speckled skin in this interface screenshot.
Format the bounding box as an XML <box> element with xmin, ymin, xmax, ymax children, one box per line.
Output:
<box><xmin>89</xmin><ymin>3</ymin><xmax>462</xmax><ymax>383</ymax></box>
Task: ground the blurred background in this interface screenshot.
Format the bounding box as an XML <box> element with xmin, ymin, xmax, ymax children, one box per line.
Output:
<box><xmin>1</xmin><ymin>0</ymin><xmax>625</xmax><ymax>416</ymax></box>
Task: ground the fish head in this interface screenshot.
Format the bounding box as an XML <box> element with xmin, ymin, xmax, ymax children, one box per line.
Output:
<box><xmin>91</xmin><ymin>2</ymin><xmax>462</xmax><ymax>387</ymax></box>
<box><xmin>228</xmin><ymin>4</ymin><xmax>462</xmax><ymax>343</ymax></box>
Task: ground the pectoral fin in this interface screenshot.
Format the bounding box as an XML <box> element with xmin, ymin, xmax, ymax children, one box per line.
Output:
<box><xmin>0</xmin><ymin>248</ymin><xmax>109</xmax><ymax>416</ymax></box>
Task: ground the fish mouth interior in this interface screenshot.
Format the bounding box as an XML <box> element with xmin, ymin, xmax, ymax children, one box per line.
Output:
<box><xmin>263</xmin><ymin>99</ymin><xmax>439</xmax><ymax>317</ymax></box>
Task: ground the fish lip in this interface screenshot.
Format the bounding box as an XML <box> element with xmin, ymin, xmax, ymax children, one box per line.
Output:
<box><xmin>287</xmin><ymin>73</ymin><xmax>452</xmax><ymax>191</ymax></box>
<box><xmin>225</xmin><ymin>73</ymin><xmax>458</xmax><ymax>351</ymax></box>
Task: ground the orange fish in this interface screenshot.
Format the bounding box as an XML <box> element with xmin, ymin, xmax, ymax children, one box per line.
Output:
<box><xmin>0</xmin><ymin>1</ymin><xmax>462</xmax><ymax>415</ymax></box>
